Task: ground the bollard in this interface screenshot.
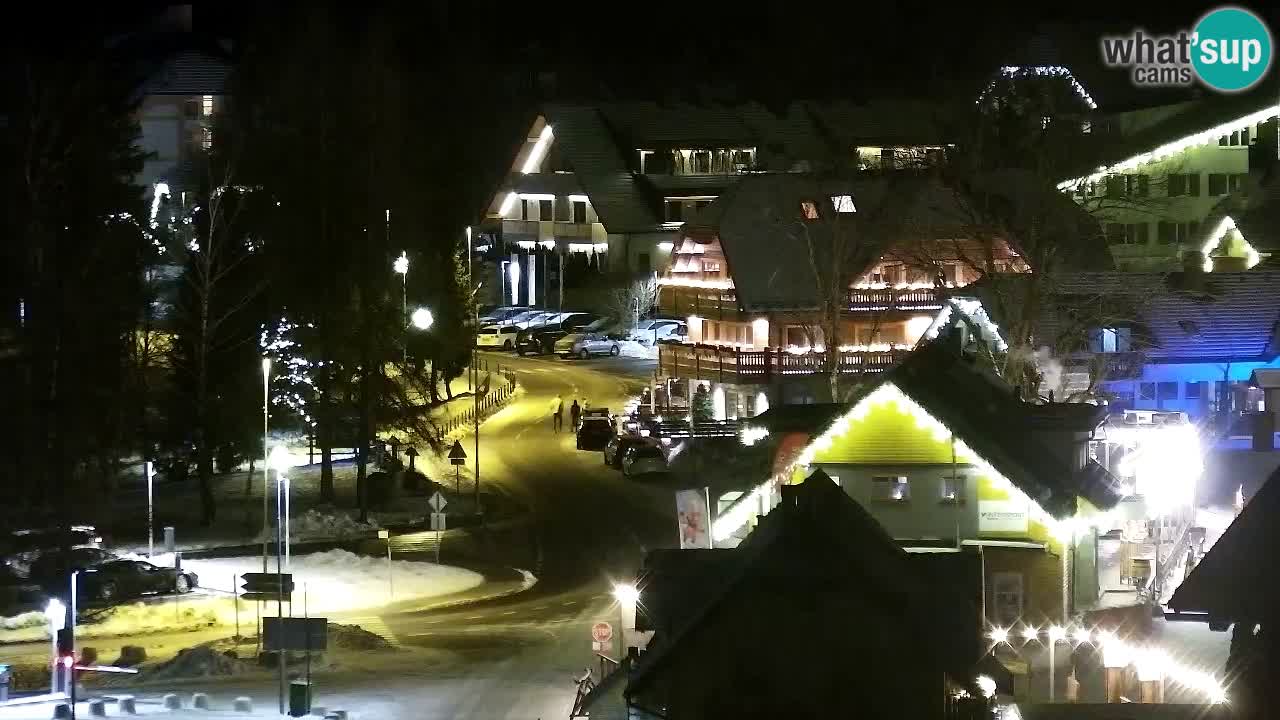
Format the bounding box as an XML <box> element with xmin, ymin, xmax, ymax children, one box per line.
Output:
<box><xmin>87</xmin><ymin>699</ymin><xmax>106</xmax><ymax>717</ymax></box>
<box><xmin>233</xmin><ymin>697</ymin><xmax>253</xmax><ymax>713</ymax></box>
<box><xmin>52</xmin><ymin>703</ymin><xmax>71</xmax><ymax>720</ymax></box>
<box><xmin>118</xmin><ymin>695</ymin><xmax>137</xmax><ymax>714</ymax></box>
<box><xmin>192</xmin><ymin>692</ymin><xmax>210</xmax><ymax>710</ymax></box>
<box><xmin>163</xmin><ymin>693</ymin><xmax>181</xmax><ymax>710</ymax></box>
<box><xmin>163</xmin><ymin>526</ymin><xmax>175</xmax><ymax>552</ymax></box>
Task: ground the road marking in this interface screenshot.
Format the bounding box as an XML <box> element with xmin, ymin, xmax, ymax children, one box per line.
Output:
<box><xmin>464</xmin><ymin>615</ymin><xmax>483</xmax><ymax>619</ymax></box>
<box><xmin>408</xmin><ymin>631</ymin><xmax>434</xmax><ymax>637</ymax></box>
<box><xmin>561</xmin><ymin>601</ymin><xmax>579</xmax><ymax>607</ymax></box>
<box><xmin>501</xmin><ymin>610</ymin><xmax>517</xmax><ymax>616</ymax></box>
<box><xmin>531</xmin><ymin>605</ymin><xmax>549</xmax><ymax>610</ymax></box>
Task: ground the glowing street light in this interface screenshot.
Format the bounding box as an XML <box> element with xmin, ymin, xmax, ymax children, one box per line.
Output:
<box><xmin>410</xmin><ymin>307</ymin><xmax>434</xmax><ymax>331</ymax></box>
<box><xmin>261</xmin><ymin>357</ymin><xmax>271</xmax><ymax>573</ymax></box>
<box><xmin>44</xmin><ymin>599</ymin><xmax>65</xmax><ymax>694</ymax></box>
<box><xmin>1021</xmin><ymin>625</ymin><xmax>1040</xmax><ymax>642</ymax></box>
<box><xmin>268</xmin><ymin>446</ymin><xmax>296</xmax><ymax>568</ymax></box>
<box><xmin>612</xmin><ymin>583</ymin><xmax>640</xmax><ymax>607</ymax></box>
<box><xmin>613</xmin><ymin>582</ymin><xmax>640</xmax><ymax>660</ymax></box>
<box><xmin>1072</xmin><ymin>626</ymin><xmax>1093</xmax><ymax>645</ymax></box>
<box><xmin>392</xmin><ymin>251</ymin><xmax>409</xmax><ymax>276</ymax></box>
<box><xmin>1047</xmin><ymin>625</ymin><xmax>1066</xmax><ymax>643</ymax></box>
<box><xmin>988</xmin><ymin>626</ymin><xmax>1009</xmax><ymax>645</ymax></box>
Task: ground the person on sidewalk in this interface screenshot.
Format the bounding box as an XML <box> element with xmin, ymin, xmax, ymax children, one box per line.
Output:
<box><xmin>551</xmin><ymin>394</ymin><xmax>564</xmax><ymax>432</ymax></box>
<box><xmin>570</xmin><ymin>399</ymin><xmax>582</xmax><ymax>429</ymax></box>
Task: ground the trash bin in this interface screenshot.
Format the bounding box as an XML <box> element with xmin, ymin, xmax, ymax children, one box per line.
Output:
<box><xmin>289</xmin><ymin>680</ymin><xmax>311</xmax><ymax>717</ymax></box>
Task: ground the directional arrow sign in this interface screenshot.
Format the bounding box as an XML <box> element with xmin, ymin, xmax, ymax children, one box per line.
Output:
<box><xmin>240</xmin><ymin>572</ymin><xmax>294</xmax><ymax>602</ymax></box>
<box><xmin>429</xmin><ymin>491</ymin><xmax>448</xmax><ymax>513</ymax></box>
<box><xmin>448</xmin><ymin>440</ymin><xmax>467</xmax><ymax>465</ymax></box>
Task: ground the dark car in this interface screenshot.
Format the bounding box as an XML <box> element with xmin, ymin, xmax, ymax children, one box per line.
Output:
<box><xmin>515</xmin><ymin>313</ymin><xmax>600</xmax><ymax>355</ymax></box>
<box><xmin>28</xmin><ymin>547</ymin><xmax>117</xmax><ymax>586</ymax></box>
<box><xmin>79</xmin><ymin>560</ymin><xmax>198</xmax><ymax>604</ymax></box>
<box><xmin>604</xmin><ymin>435</ymin><xmax>656</xmax><ymax>469</ymax></box>
<box><xmin>576</xmin><ymin>412</ymin><xmax>616</xmax><ymax>451</ymax></box>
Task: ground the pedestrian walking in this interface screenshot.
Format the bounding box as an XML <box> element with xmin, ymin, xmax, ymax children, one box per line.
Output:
<box><xmin>551</xmin><ymin>394</ymin><xmax>564</xmax><ymax>432</ymax></box>
<box><xmin>570</xmin><ymin>399</ymin><xmax>582</xmax><ymax>429</ymax></box>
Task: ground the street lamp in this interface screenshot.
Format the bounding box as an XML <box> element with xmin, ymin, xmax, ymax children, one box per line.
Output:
<box><xmin>613</xmin><ymin>583</ymin><xmax>640</xmax><ymax>661</ymax></box>
<box><xmin>268</xmin><ymin>446</ymin><xmax>295</xmax><ymax>568</ymax></box>
<box><xmin>1047</xmin><ymin>625</ymin><xmax>1067</xmax><ymax>702</ymax></box>
<box><xmin>261</xmin><ymin>357</ymin><xmax>271</xmax><ymax>573</ymax></box>
<box><xmin>394</xmin><ymin>251</ymin><xmax>409</xmax><ymax>363</ymax></box>
<box><xmin>411</xmin><ymin>307</ymin><xmax>434</xmax><ymax>331</ymax></box>
<box><xmin>44</xmin><ymin>599</ymin><xmax>65</xmax><ymax>695</ymax></box>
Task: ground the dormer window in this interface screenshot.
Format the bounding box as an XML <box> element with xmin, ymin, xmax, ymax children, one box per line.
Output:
<box><xmin>1089</xmin><ymin>327</ymin><xmax>1132</xmax><ymax>353</ymax></box>
<box><xmin>800</xmin><ymin>201</ymin><xmax>820</xmax><ymax>220</ymax></box>
<box><xmin>831</xmin><ymin>195</ymin><xmax>856</xmax><ymax>213</ymax></box>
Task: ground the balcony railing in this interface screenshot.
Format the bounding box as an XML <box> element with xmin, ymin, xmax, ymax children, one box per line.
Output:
<box><xmin>847</xmin><ymin>287</ymin><xmax>946</xmax><ymax>312</ymax></box>
<box><xmin>658</xmin><ymin>342</ymin><xmax>912</xmax><ymax>383</ymax></box>
<box><xmin>658</xmin><ymin>286</ymin><xmax>740</xmax><ymax>319</ymax></box>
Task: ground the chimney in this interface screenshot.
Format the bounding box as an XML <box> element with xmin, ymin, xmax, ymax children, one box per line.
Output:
<box><xmin>1180</xmin><ymin>250</ymin><xmax>1207</xmax><ymax>291</ymax></box>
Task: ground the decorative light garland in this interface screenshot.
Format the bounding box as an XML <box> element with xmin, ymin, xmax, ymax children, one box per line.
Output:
<box><xmin>1059</xmin><ymin>103</ymin><xmax>1280</xmax><ymax>190</ymax></box>
<box><xmin>1200</xmin><ymin>215</ymin><xmax>1262</xmax><ymax>271</ymax></box>
<box><xmin>740</xmin><ymin>425</ymin><xmax>769</xmax><ymax>446</ymax></box>
<box><xmin>922</xmin><ymin>297</ymin><xmax>1009</xmax><ymax>352</ymax></box>
<box><xmin>978</xmin><ymin>65</ymin><xmax>1098</xmax><ymax>110</ymax></box>
<box><xmin>657</xmin><ymin>277</ymin><xmax>734</xmax><ymax>290</ymax></box>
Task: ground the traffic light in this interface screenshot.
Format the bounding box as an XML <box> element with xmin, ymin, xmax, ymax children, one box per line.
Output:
<box><xmin>240</xmin><ymin>572</ymin><xmax>294</xmax><ymax>602</ymax></box>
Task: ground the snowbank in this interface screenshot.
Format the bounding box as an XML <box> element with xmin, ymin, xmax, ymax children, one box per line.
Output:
<box><xmin>618</xmin><ymin>340</ymin><xmax>658</xmax><ymax>360</ymax></box>
<box><xmin>253</xmin><ymin>505</ymin><xmax>380</xmax><ymax>544</ymax></box>
<box><xmin>0</xmin><ymin>611</ymin><xmax>45</xmax><ymax>631</ymax></box>
<box><xmin>175</xmin><ymin>549</ymin><xmax>484</xmax><ymax>614</ymax></box>
<box><xmin>0</xmin><ymin>599</ymin><xmax>226</xmax><ymax>644</ymax></box>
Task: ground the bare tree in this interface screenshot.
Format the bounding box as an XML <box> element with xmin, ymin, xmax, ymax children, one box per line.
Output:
<box><xmin>605</xmin><ymin>276</ymin><xmax>660</xmax><ymax>330</ymax></box>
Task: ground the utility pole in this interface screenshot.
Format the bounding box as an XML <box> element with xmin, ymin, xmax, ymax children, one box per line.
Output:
<box><xmin>468</xmin><ymin>227</ymin><xmax>480</xmax><ymax>514</ymax></box>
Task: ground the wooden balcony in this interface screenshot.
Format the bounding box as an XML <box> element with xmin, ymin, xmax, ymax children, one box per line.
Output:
<box><xmin>658</xmin><ymin>285</ymin><xmax>741</xmax><ymax>320</ymax></box>
<box><xmin>658</xmin><ymin>342</ymin><xmax>912</xmax><ymax>383</ymax></box>
<box><xmin>847</xmin><ymin>287</ymin><xmax>946</xmax><ymax>312</ymax></box>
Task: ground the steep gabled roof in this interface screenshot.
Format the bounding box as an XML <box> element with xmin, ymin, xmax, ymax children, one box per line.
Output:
<box><xmin>683</xmin><ymin>170</ymin><xmax>1107</xmax><ymax>312</ymax></box>
<box><xmin>140</xmin><ymin>49</ymin><xmax>231</xmax><ymax>95</ymax></box>
<box><xmin>1034</xmin><ymin>271</ymin><xmax>1280</xmax><ymax>363</ymax></box>
<box><xmin>540</xmin><ymin>105</ymin><xmax>661</xmax><ymax>232</ymax></box>
<box><xmin>629</xmin><ymin>471</ymin><xmax>981</xmax><ymax>698</ymax></box>
<box><xmin>1169</xmin><ymin>466</ymin><xmax>1280</xmax><ymax>620</ymax></box>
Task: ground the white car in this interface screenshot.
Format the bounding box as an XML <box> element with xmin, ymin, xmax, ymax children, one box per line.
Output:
<box><xmin>476</xmin><ymin>324</ymin><xmax>520</xmax><ymax>349</ymax></box>
<box><xmin>628</xmin><ymin>319</ymin><xmax>687</xmax><ymax>345</ymax></box>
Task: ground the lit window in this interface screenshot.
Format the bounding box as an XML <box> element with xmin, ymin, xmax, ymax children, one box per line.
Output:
<box><xmin>800</xmin><ymin>201</ymin><xmax>819</xmax><ymax>220</ymax></box>
<box><xmin>201</xmin><ymin>127</ymin><xmax>213</xmax><ymax>150</ymax></box>
<box><xmin>201</xmin><ymin>95</ymin><xmax>214</xmax><ymax>116</ymax></box>
<box><xmin>831</xmin><ymin>195</ymin><xmax>856</xmax><ymax>213</ymax></box>
<box><xmin>872</xmin><ymin>476</ymin><xmax>909</xmax><ymax>502</ymax></box>
<box><xmin>701</xmin><ymin>261</ymin><xmax>720</xmax><ymax>273</ymax></box>
<box><xmin>1185</xmin><ymin>381</ymin><xmax>1203</xmax><ymax>400</ymax></box>
<box><xmin>941</xmin><ymin>474</ymin><xmax>964</xmax><ymax>503</ymax></box>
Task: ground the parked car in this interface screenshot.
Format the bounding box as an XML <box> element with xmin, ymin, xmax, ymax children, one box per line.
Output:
<box><xmin>556</xmin><ymin>332</ymin><xmax>624</xmax><ymax>359</ymax></box>
<box><xmin>622</xmin><ymin>445</ymin><xmax>669</xmax><ymax>477</ymax></box>
<box><xmin>629</xmin><ymin>319</ymin><xmax>687</xmax><ymax>345</ymax></box>
<box><xmin>78</xmin><ymin>560</ymin><xmax>198</xmax><ymax>604</ymax></box>
<box><xmin>2</xmin><ymin>526</ymin><xmax>103</xmax><ymax>578</ymax></box>
<box><xmin>28</xmin><ymin>547</ymin><xmax>118</xmax><ymax>587</ymax></box>
<box><xmin>476</xmin><ymin>324</ymin><xmax>520</xmax><ymax>349</ymax></box>
<box><xmin>576</xmin><ymin>411</ymin><xmax>616</xmax><ymax>450</ymax></box>
<box><xmin>604</xmin><ymin>435</ymin><xmax>657</xmax><ymax>469</ymax></box>
<box><xmin>478</xmin><ymin>306</ymin><xmax>527</xmax><ymax>325</ymax></box>
<box><xmin>517</xmin><ymin>316</ymin><xmax>605</xmax><ymax>356</ymax></box>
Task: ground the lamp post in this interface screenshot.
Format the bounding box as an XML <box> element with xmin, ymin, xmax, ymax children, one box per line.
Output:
<box><xmin>44</xmin><ymin>599</ymin><xmax>65</xmax><ymax>695</ymax></box>
<box><xmin>145</xmin><ymin>461</ymin><xmax>155</xmax><ymax>558</ymax></box>
<box><xmin>394</xmin><ymin>251</ymin><xmax>409</xmax><ymax>363</ymax></box>
<box><xmin>269</xmin><ymin>446</ymin><xmax>294</xmax><ymax>569</ymax></box>
<box><xmin>1047</xmin><ymin>624</ymin><xmax>1066</xmax><ymax>702</ymax></box>
<box><xmin>261</xmin><ymin>358</ymin><xmax>271</xmax><ymax>573</ymax></box>
<box><xmin>612</xmin><ymin>583</ymin><xmax>639</xmax><ymax>662</ymax></box>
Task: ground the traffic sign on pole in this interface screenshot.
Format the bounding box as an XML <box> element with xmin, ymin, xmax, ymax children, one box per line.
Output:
<box><xmin>429</xmin><ymin>491</ymin><xmax>448</xmax><ymax>513</ymax></box>
<box><xmin>591</xmin><ymin>622</ymin><xmax>613</xmax><ymax>644</ymax></box>
<box><xmin>430</xmin><ymin>512</ymin><xmax>447</xmax><ymax>531</ymax></box>
<box><xmin>241</xmin><ymin>573</ymin><xmax>294</xmax><ymax>602</ymax></box>
<box><xmin>448</xmin><ymin>440</ymin><xmax>467</xmax><ymax>465</ymax></box>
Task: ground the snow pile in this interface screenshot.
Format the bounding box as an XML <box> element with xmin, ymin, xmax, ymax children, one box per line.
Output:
<box><xmin>618</xmin><ymin>340</ymin><xmax>658</xmax><ymax>360</ymax></box>
<box><xmin>0</xmin><ymin>599</ymin><xmax>225</xmax><ymax>644</ymax></box>
<box><xmin>328</xmin><ymin>622</ymin><xmax>396</xmax><ymax>651</ymax></box>
<box><xmin>254</xmin><ymin>505</ymin><xmax>380</xmax><ymax>543</ymax></box>
<box><xmin>1</xmin><ymin>610</ymin><xmax>45</xmax><ymax>630</ymax></box>
<box><xmin>140</xmin><ymin>646</ymin><xmax>248</xmax><ymax>682</ymax></box>
<box><xmin>180</xmin><ymin>550</ymin><xmax>484</xmax><ymax>614</ymax></box>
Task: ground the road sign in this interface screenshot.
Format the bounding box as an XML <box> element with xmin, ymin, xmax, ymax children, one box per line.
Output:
<box><xmin>430</xmin><ymin>512</ymin><xmax>447</xmax><ymax>531</ymax></box>
<box><xmin>448</xmin><ymin>440</ymin><xmax>467</xmax><ymax>465</ymax></box>
<box><xmin>429</xmin><ymin>491</ymin><xmax>448</xmax><ymax>513</ymax></box>
<box><xmin>378</xmin><ymin>529</ymin><xmax>390</xmax><ymax>540</ymax></box>
<box><xmin>263</xmin><ymin>617</ymin><xmax>328</xmax><ymax>651</ymax></box>
<box><xmin>241</xmin><ymin>573</ymin><xmax>294</xmax><ymax>602</ymax></box>
<box><xmin>591</xmin><ymin>622</ymin><xmax>613</xmax><ymax>644</ymax></box>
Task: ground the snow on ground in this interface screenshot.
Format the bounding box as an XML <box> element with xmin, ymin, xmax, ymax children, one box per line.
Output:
<box><xmin>618</xmin><ymin>340</ymin><xmax>658</xmax><ymax>360</ymax></box>
<box><xmin>252</xmin><ymin>505</ymin><xmax>379</xmax><ymax>544</ymax></box>
<box><xmin>0</xmin><ymin>611</ymin><xmax>44</xmax><ymax>631</ymax></box>
<box><xmin>159</xmin><ymin>550</ymin><xmax>484</xmax><ymax>614</ymax></box>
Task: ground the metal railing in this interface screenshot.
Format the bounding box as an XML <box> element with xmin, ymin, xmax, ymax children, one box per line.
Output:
<box><xmin>658</xmin><ymin>342</ymin><xmax>911</xmax><ymax>382</ymax></box>
<box><xmin>440</xmin><ymin>371</ymin><xmax>518</xmax><ymax>436</ymax></box>
<box><xmin>847</xmin><ymin>287</ymin><xmax>945</xmax><ymax>312</ymax></box>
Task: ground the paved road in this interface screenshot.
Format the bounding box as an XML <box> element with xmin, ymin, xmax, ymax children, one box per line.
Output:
<box><xmin>54</xmin><ymin>351</ymin><xmax>667</xmax><ymax>718</ymax></box>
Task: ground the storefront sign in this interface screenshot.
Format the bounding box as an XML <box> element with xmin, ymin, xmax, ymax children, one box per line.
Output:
<box><xmin>979</xmin><ymin>500</ymin><xmax>1029</xmax><ymax>533</ymax></box>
